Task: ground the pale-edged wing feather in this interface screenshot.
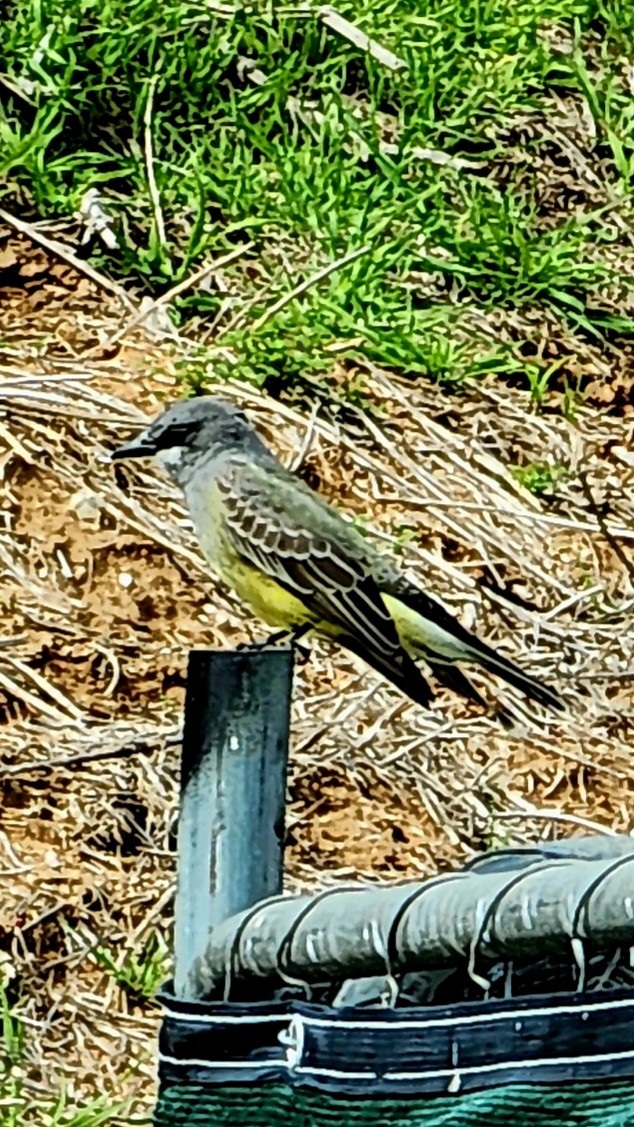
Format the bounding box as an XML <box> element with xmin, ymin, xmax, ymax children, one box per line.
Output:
<box><xmin>217</xmin><ymin>461</ymin><xmax>434</xmax><ymax>707</ymax></box>
<box><xmin>381</xmin><ymin>575</ymin><xmax>563</xmax><ymax>712</ymax></box>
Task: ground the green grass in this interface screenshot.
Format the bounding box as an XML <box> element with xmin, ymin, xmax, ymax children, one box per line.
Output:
<box><xmin>509</xmin><ymin>459</ymin><xmax>568</xmax><ymax>495</ymax></box>
<box><xmin>0</xmin><ymin>980</ymin><xmax>25</xmax><ymax>1127</ymax></box>
<box><xmin>1</xmin><ymin>982</ymin><xmax>135</xmax><ymax>1125</ymax></box>
<box><xmin>1</xmin><ymin>0</ymin><xmax>633</xmax><ymax>394</ymax></box>
<box><xmin>91</xmin><ymin>930</ymin><xmax>170</xmax><ymax>1001</ymax></box>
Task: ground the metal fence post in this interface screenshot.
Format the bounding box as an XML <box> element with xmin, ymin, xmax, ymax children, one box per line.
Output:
<box><xmin>173</xmin><ymin>644</ymin><xmax>293</xmax><ymax>999</ymax></box>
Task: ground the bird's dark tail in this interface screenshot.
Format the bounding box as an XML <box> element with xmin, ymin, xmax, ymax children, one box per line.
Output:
<box><xmin>454</xmin><ymin>638</ymin><xmax>563</xmax><ymax>713</ymax></box>
<box><xmin>427</xmin><ymin>661</ymin><xmax>517</xmax><ymax>728</ymax></box>
<box><xmin>427</xmin><ymin>661</ymin><xmax>489</xmax><ymax>710</ymax></box>
<box><xmin>382</xmin><ymin>582</ymin><xmax>564</xmax><ymax>713</ymax></box>
<box><xmin>339</xmin><ymin>631</ymin><xmax>436</xmax><ymax>710</ymax></box>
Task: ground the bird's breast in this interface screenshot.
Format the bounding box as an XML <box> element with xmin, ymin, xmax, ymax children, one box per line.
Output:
<box><xmin>184</xmin><ymin>476</ymin><xmax>316</xmax><ymax>630</ymax></box>
<box><xmin>225</xmin><ymin>561</ymin><xmax>317</xmax><ymax>629</ymax></box>
<box><xmin>185</xmin><ymin>476</ymin><xmax>227</xmax><ymax>567</ymax></box>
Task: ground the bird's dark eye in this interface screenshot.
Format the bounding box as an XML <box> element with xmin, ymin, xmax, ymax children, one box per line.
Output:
<box><xmin>154</xmin><ymin>421</ymin><xmax>201</xmax><ymax>449</ymax></box>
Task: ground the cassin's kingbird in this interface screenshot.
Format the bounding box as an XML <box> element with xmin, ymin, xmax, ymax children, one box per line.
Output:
<box><xmin>112</xmin><ymin>398</ymin><xmax>562</xmax><ymax>713</ymax></box>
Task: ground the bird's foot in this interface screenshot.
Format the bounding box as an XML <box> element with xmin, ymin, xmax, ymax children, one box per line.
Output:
<box><xmin>236</xmin><ymin>625</ymin><xmax>312</xmax><ymax>653</ymax></box>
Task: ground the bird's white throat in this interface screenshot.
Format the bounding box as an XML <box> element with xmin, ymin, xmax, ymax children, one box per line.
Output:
<box><xmin>156</xmin><ymin>447</ymin><xmax>185</xmax><ymax>472</ymax></box>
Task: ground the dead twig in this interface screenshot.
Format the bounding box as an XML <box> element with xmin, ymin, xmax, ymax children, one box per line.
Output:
<box><xmin>250</xmin><ymin>244</ymin><xmax>370</xmax><ymax>332</ymax></box>
<box><xmin>0</xmin><ymin>207</ymin><xmax>137</xmax><ymax>311</ymax></box>
<box><xmin>103</xmin><ymin>242</ymin><xmax>255</xmax><ymax>349</ymax></box>
<box><xmin>0</xmin><ymin>735</ymin><xmax>165</xmax><ymax>776</ymax></box>
<box><xmin>144</xmin><ymin>73</ymin><xmax>167</xmax><ymax>255</ymax></box>
<box><xmin>289</xmin><ymin>399</ymin><xmax>321</xmax><ymax>471</ymax></box>
<box><xmin>496</xmin><ymin>808</ymin><xmax>618</xmax><ymax>836</ymax></box>
<box><xmin>578</xmin><ymin>468</ymin><xmax>634</xmax><ymax>587</ymax></box>
<box><xmin>320</xmin><ymin>6</ymin><xmax>407</xmax><ymax>71</ymax></box>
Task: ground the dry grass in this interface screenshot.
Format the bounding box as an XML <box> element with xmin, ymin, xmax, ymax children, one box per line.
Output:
<box><xmin>0</xmin><ymin>225</ymin><xmax>633</xmax><ymax>1120</ymax></box>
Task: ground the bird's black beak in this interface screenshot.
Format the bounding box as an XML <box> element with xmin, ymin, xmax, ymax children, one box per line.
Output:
<box><xmin>111</xmin><ymin>433</ymin><xmax>157</xmax><ymax>461</ymax></box>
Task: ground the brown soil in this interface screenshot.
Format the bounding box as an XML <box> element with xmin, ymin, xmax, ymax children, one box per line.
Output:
<box><xmin>0</xmin><ymin>224</ymin><xmax>633</xmax><ymax>1120</ymax></box>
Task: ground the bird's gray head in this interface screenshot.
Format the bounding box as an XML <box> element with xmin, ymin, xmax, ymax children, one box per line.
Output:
<box><xmin>111</xmin><ymin>397</ymin><xmax>269</xmax><ymax>483</ymax></box>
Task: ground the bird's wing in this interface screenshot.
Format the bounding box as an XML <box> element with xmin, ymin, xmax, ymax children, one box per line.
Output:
<box><xmin>382</xmin><ymin>577</ymin><xmax>563</xmax><ymax>712</ymax></box>
<box><xmin>217</xmin><ymin>461</ymin><xmax>434</xmax><ymax>707</ymax></box>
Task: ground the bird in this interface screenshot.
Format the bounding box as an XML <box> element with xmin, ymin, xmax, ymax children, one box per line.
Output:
<box><xmin>111</xmin><ymin>397</ymin><xmax>562</xmax><ymax>715</ymax></box>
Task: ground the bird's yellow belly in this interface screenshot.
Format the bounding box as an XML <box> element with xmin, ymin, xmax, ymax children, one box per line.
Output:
<box><xmin>187</xmin><ymin>479</ymin><xmax>342</xmax><ymax>636</ymax></box>
<box><xmin>225</xmin><ymin>556</ymin><xmax>317</xmax><ymax>631</ymax></box>
<box><xmin>187</xmin><ymin>480</ymin><xmax>313</xmax><ymax>630</ymax></box>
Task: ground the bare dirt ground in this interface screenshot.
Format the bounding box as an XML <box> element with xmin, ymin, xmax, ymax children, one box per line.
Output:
<box><xmin>0</xmin><ymin>224</ymin><xmax>633</xmax><ymax>1120</ymax></box>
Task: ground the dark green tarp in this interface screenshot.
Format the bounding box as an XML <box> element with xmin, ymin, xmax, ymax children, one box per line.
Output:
<box><xmin>154</xmin><ymin>1082</ymin><xmax>634</xmax><ymax>1126</ymax></box>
